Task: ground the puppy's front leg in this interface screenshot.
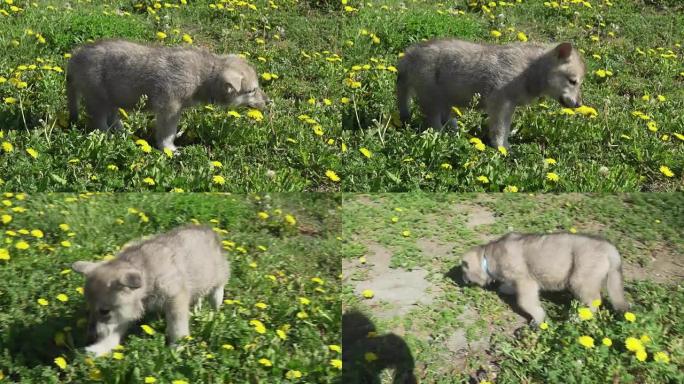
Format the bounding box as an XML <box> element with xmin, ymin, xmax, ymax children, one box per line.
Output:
<box><xmin>486</xmin><ymin>100</ymin><xmax>514</xmax><ymax>148</ymax></box>
<box><xmin>155</xmin><ymin>104</ymin><xmax>182</xmax><ymax>152</ymax></box>
<box><xmin>515</xmin><ymin>279</ymin><xmax>545</xmax><ymax>324</ymax></box>
<box><xmin>85</xmin><ymin>324</ymin><xmax>128</xmax><ymax>357</ymax></box>
<box><xmin>165</xmin><ymin>292</ymin><xmax>191</xmax><ymax>346</ymax></box>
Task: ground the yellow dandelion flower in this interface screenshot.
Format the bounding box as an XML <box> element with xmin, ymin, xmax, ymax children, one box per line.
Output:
<box><xmin>591</xmin><ymin>299</ymin><xmax>602</xmax><ymax>308</ymax></box>
<box><xmin>144</xmin><ymin>377</ymin><xmax>157</xmax><ymax>383</ymax></box>
<box><xmin>359</xmin><ymin>147</ymin><xmax>372</xmax><ymax>158</ymax></box>
<box><xmin>247</xmin><ymin>109</ymin><xmax>264</xmax><ymax>121</ymax></box>
<box><xmin>635</xmin><ymin>349</ymin><xmax>647</xmax><ymax>362</ymax></box>
<box><xmin>476</xmin><ymin>175</ymin><xmax>489</xmax><ymax>184</ymax></box>
<box><xmin>61</xmin><ymin>240</ymin><xmax>72</xmax><ymax>247</ymax></box>
<box><xmin>329</xmin><ymin>345</ymin><xmax>342</xmax><ymax>353</ymax></box>
<box><xmin>222</xmin><ymin>344</ymin><xmax>234</xmax><ymax>350</ymax></box>
<box><xmin>640</xmin><ymin>334</ymin><xmax>651</xmax><ymax>344</ymax></box>
<box><xmin>258</xmin><ymin>358</ymin><xmax>272</xmax><ymax>367</ymax></box>
<box><xmin>659</xmin><ymin>166</ymin><xmax>674</xmax><ymax>178</ymax></box>
<box><xmin>156</xmin><ymin>32</ymin><xmax>167</xmax><ymax>40</ymax></box>
<box><xmin>490</xmin><ymin>30</ymin><xmax>502</xmax><ymax>38</ymax></box>
<box><xmin>30</xmin><ymin>229</ymin><xmax>44</xmax><ymax>238</ymax></box>
<box><xmin>112</xmin><ymin>352</ymin><xmax>124</xmax><ymax>360</ymax></box>
<box><xmin>250</xmin><ymin>319</ymin><xmax>267</xmax><ymax>334</ymax></box>
<box><xmin>362</xmin><ymin>289</ymin><xmax>374</xmax><ymax>299</ymax></box>
<box><xmin>284</xmin><ymin>214</ymin><xmax>296</xmax><ymax>225</ymax></box>
<box><xmin>625</xmin><ymin>337</ymin><xmax>644</xmax><ymax>352</ymax></box>
<box><xmin>0</xmin><ymin>248</ymin><xmax>9</xmax><ymax>261</ymax></box>
<box><xmin>296</xmin><ymin>311</ymin><xmax>308</xmax><ymax>319</ymax></box>
<box><xmin>26</xmin><ymin>148</ymin><xmax>38</xmax><ymax>159</ymax></box>
<box><xmin>577</xmin><ymin>335</ymin><xmax>594</xmax><ymax>348</ymax></box>
<box><xmin>578</xmin><ymin>307</ymin><xmax>593</xmax><ymax>320</ymax></box>
<box><xmin>257</xmin><ymin>212</ymin><xmax>269</xmax><ymax>220</ymax></box>
<box><xmin>142</xmin><ymin>177</ymin><xmax>155</xmax><ymax>186</ymax></box>
<box><xmin>602</xmin><ymin>337</ymin><xmax>612</xmax><ymax>347</ymax></box>
<box><xmin>212</xmin><ymin>175</ymin><xmax>226</xmax><ymax>185</ymax></box>
<box><xmin>325</xmin><ymin>170</ymin><xmax>340</xmax><ymax>182</ymax></box>
<box><xmin>141</xmin><ymin>325</ymin><xmax>155</xmax><ymax>335</ymax></box>
<box><xmin>546</xmin><ymin>172</ymin><xmax>560</xmax><ymax>182</ymax></box>
<box><xmin>1</xmin><ymin>141</ymin><xmax>13</xmax><ymax>152</ymax></box>
<box><xmin>517</xmin><ymin>32</ymin><xmax>528</xmax><ymax>42</ymax></box>
<box><xmin>15</xmin><ymin>241</ymin><xmax>29</xmax><ymax>250</ymax></box>
<box><xmin>1</xmin><ymin>214</ymin><xmax>12</xmax><ymax>224</ymax></box>
<box><xmin>285</xmin><ymin>370</ymin><xmax>303</xmax><ymax>379</ymax></box>
<box><xmin>54</xmin><ymin>357</ymin><xmax>67</xmax><ymax>370</ymax></box>
<box><xmin>654</xmin><ymin>351</ymin><xmax>670</xmax><ymax>363</ymax></box>
<box><xmin>56</xmin><ymin>294</ymin><xmax>68</xmax><ymax>302</ymax></box>
<box><xmin>330</xmin><ymin>359</ymin><xmax>342</xmax><ymax>370</ymax></box>
<box><xmin>182</xmin><ymin>34</ymin><xmax>193</xmax><ymax>44</ymax></box>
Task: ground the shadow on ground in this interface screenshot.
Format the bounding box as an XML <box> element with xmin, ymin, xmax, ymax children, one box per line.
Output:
<box><xmin>445</xmin><ymin>264</ymin><xmax>575</xmax><ymax>324</ymax></box>
<box><xmin>342</xmin><ymin>310</ymin><xmax>417</xmax><ymax>384</ymax></box>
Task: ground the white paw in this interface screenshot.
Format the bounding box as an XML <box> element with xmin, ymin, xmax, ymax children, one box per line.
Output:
<box><xmin>85</xmin><ymin>344</ymin><xmax>111</xmax><ymax>357</ymax></box>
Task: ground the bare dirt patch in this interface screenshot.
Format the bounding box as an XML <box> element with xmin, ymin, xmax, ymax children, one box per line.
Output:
<box><xmin>623</xmin><ymin>250</ymin><xmax>684</xmax><ymax>284</ymax></box>
<box><xmin>345</xmin><ymin>242</ymin><xmax>438</xmax><ymax>319</ymax></box>
<box><xmin>416</xmin><ymin>237</ymin><xmax>454</xmax><ymax>259</ymax></box>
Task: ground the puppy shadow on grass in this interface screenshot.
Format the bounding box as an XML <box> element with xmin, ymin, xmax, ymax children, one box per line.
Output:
<box><xmin>445</xmin><ymin>265</ymin><xmax>574</xmax><ymax>327</ymax></box>
<box><xmin>342</xmin><ymin>311</ymin><xmax>417</xmax><ymax>384</ymax></box>
<box><xmin>2</xmin><ymin>312</ymin><xmax>87</xmax><ymax>369</ymax></box>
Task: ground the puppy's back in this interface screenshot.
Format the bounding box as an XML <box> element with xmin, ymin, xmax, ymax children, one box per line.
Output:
<box><xmin>118</xmin><ymin>225</ymin><xmax>229</xmax><ymax>294</ymax></box>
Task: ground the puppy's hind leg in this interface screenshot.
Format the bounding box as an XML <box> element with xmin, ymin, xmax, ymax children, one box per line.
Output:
<box><xmin>165</xmin><ymin>292</ymin><xmax>191</xmax><ymax>346</ymax></box>
<box><xmin>485</xmin><ymin>99</ymin><xmax>514</xmax><ymax>148</ymax></box>
<box><xmin>396</xmin><ymin>72</ymin><xmax>412</xmax><ymax>125</ymax></box>
<box><xmin>86</xmin><ymin>101</ymin><xmax>109</xmax><ymax>132</ymax></box>
<box><xmin>572</xmin><ymin>278</ymin><xmax>602</xmax><ymax>312</ymax></box>
<box><xmin>154</xmin><ymin>104</ymin><xmax>182</xmax><ymax>152</ymax></box>
<box><xmin>515</xmin><ymin>279</ymin><xmax>546</xmax><ymax>325</ymax></box>
<box><xmin>208</xmin><ymin>285</ymin><xmax>224</xmax><ymax>310</ymax></box>
<box><xmin>107</xmin><ymin>109</ymin><xmax>123</xmax><ymax>131</ymax></box>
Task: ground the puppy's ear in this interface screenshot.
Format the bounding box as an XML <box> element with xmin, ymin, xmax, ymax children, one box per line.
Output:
<box><xmin>222</xmin><ymin>70</ymin><xmax>243</xmax><ymax>93</ymax></box>
<box><xmin>72</xmin><ymin>261</ymin><xmax>100</xmax><ymax>275</ymax></box>
<box><xmin>556</xmin><ymin>42</ymin><xmax>573</xmax><ymax>61</ymax></box>
<box><xmin>119</xmin><ymin>271</ymin><xmax>143</xmax><ymax>289</ymax></box>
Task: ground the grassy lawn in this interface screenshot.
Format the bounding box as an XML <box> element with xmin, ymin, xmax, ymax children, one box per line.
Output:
<box><xmin>341</xmin><ymin>193</ymin><xmax>683</xmax><ymax>383</ymax></box>
<box><xmin>0</xmin><ymin>192</ymin><xmax>341</xmax><ymax>383</ymax></box>
<box><xmin>0</xmin><ymin>1</ymin><xmax>344</xmax><ymax>192</ymax></box>
<box><xmin>339</xmin><ymin>0</ymin><xmax>683</xmax><ymax>192</ymax></box>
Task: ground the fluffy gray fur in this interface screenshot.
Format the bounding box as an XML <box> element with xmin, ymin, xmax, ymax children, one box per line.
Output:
<box><xmin>397</xmin><ymin>39</ymin><xmax>586</xmax><ymax>148</ymax></box>
<box><xmin>461</xmin><ymin>232</ymin><xmax>628</xmax><ymax>324</ymax></box>
<box><xmin>67</xmin><ymin>39</ymin><xmax>270</xmax><ymax>151</ymax></box>
<box><xmin>72</xmin><ymin>225</ymin><xmax>230</xmax><ymax>356</ymax></box>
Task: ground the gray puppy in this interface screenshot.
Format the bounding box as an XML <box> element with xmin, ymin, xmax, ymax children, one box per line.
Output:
<box><xmin>67</xmin><ymin>39</ymin><xmax>270</xmax><ymax>151</ymax></box>
<box><xmin>72</xmin><ymin>225</ymin><xmax>230</xmax><ymax>356</ymax></box>
<box><xmin>461</xmin><ymin>232</ymin><xmax>628</xmax><ymax>324</ymax></box>
<box><xmin>397</xmin><ymin>39</ymin><xmax>586</xmax><ymax>148</ymax></box>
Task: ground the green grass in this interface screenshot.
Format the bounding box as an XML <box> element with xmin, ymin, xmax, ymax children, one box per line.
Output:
<box><xmin>0</xmin><ymin>0</ymin><xmax>344</xmax><ymax>191</ymax></box>
<box><xmin>0</xmin><ymin>192</ymin><xmax>341</xmax><ymax>383</ymax></box>
<box><xmin>339</xmin><ymin>0</ymin><xmax>684</xmax><ymax>192</ymax></box>
<box><xmin>341</xmin><ymin>193</ymin><xmax>683</xmax><ymax>383</ymax></box>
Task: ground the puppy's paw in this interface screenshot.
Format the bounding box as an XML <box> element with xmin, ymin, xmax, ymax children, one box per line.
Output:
<box><xmin>85</xmin><ymin>344</ymin><xmax>111</xmax><ymax>357</ymax></box>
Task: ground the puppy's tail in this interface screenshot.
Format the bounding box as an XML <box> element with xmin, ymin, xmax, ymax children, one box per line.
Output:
<box><xmin>396</xmin><ymin>60</ymin><xmax>412</xmax><ymax>125</ymax></box>
<box><xmin>606</xmin><ymin>251</ymin><xmax>629</xmax><ymax>312</ymax></box>
<box><xmin>66</xmin><ymin>73</ymin><xmax>79</xmax><ymax>126</ymax></box>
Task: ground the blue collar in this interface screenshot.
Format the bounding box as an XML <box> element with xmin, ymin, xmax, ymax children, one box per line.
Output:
<box><xmin>482</xmin><ymin>256</ymin><xmax>494</xmax><ymax>281</ymax></box>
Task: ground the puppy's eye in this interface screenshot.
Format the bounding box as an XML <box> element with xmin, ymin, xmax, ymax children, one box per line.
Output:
<box><xmin>99</xmin><ymin>308</ymin><xmax>111</xmax><ymax>316</ymax></box>
<box><xmin>568</xmin><ymin>78</ymin><xmax>578</xmax><ymax>85</ymax></box>
<box><xmin>462</xmin><ymin>261</ymin><xmax>469</xmax><ymax>269</ymax></box>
